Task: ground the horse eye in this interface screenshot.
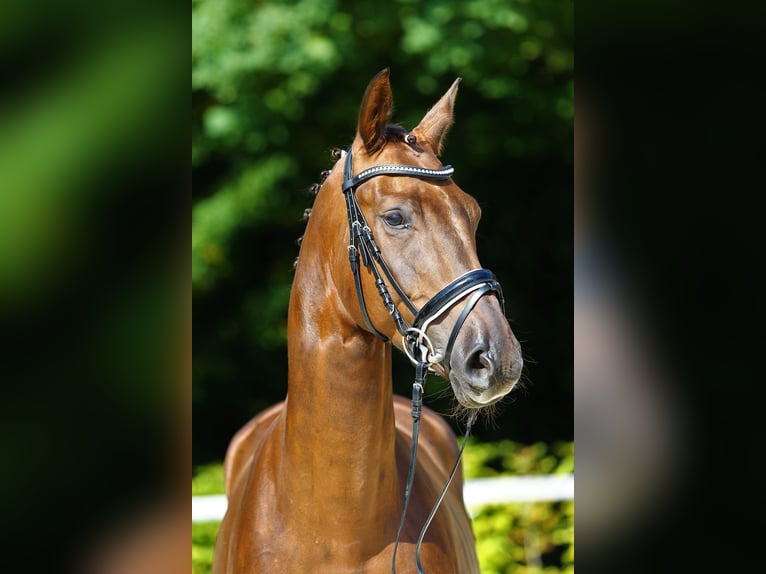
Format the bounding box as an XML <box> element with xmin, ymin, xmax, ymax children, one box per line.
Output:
<box><xmin>382</xmin><ymin>211</ymin><xmax>406</xmax><ymax>228</ymax></box>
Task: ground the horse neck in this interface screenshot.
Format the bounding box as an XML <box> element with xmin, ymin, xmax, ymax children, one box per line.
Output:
<box><xmin>281</xmin><ymin>250</ymin><xmax>401</xmax><ymax>533</ymax></box>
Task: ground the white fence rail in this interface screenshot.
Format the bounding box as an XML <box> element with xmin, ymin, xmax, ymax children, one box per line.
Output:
<box><xmin>192</xmin><ymin>473</ymin><xmax>574</xmax><ymax>523</ymax></box>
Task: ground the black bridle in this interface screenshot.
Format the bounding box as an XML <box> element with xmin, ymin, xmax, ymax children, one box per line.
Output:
<box><xmin>342</xmin><ymin>147</ymin><xmax>504</xmax><ymax>366</ymax></box>
<box><xmin>340</xmin><ymin>146</ymin><xmax>505</xmax><ymax>573</ymax></box>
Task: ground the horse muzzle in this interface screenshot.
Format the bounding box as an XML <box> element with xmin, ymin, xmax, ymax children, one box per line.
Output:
<box><xmin>447</xmin><ymin>300</ymin><xmax>523</xmax><ymax>408</ymax></box>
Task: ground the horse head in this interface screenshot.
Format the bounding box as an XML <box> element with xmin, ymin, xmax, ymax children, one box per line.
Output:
<box><xmin>308</xmin><ymin>68</ymin><xmax>523</xmax><ymax>409</ymax></box>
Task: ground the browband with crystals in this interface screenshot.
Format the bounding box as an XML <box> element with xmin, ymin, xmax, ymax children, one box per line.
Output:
<box><xmin>342</xmin><ymin>148</ymin><xmax>454</xmax><ymax>193</ymax></box>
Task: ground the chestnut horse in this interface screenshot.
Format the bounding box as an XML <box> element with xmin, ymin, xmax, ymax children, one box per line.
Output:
<box><xmin>213</xmin><ymin>69</ymin><xmax>523</xmax><ymax>573</ymax></box>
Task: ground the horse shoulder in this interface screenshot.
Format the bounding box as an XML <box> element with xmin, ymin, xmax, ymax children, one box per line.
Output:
<box><xmin>223</xmin><ymin>401</ymin><xmax>284</xmax><ymax>495</ymax></box>
<box><xmin>215</xmin><ymin>403</ymin><xmax>285</xmax><ymax>574</ymax></box>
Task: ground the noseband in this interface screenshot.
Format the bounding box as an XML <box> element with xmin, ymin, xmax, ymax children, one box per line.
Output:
<box><xmin>340</xmin><ymin>146</ymin><xmax>505</xmax><ymax>573</ymax></box>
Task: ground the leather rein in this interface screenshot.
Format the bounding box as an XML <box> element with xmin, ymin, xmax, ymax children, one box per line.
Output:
<box><xmin>339</xmin><ymin>146</ymin><xmax>504</xmax><ymax>573</ymax></box>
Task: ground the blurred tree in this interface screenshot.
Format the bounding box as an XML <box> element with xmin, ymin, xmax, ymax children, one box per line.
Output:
<box><xmin>192</xmin><ymin>0</ymin><xmax>573</xmax><ymax>464</ymax></box>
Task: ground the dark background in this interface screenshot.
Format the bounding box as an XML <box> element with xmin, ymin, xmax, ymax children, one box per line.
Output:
<box><xmin>577</xmin><ymin>1</ymin><xmax>766</xmax><ymax>572</ymax></box>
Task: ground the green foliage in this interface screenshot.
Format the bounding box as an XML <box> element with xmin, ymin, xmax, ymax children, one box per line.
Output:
<box><xmin>192</xmin><ymin>0</ymin><xmax>573</xmax><ymax>289</ymax></box>
<box><xmin>192</xmin><ymin>465</ymin><xmax>225</xmax><ymax>574</ymax></box>
<box><xmin>463</xmin><ymin>439</ymin><xmax>575</xmax><ymax>478</ymax></box>
<box><xmin>463</xmin><ymin>439</ymin><xmax>574</xmax><ymax>574</ymax></box>
<box><xmin>192</xmin><ymin>463</ymin><xmax>226</xmax><ymax>496</ymax></box>
<box><xmin>473</xmin><ymin>501</ymin><xmax>574</xmax><ymax>574</ymax></box>
<box><xmin>191</xmin><ymin>440</ymin><xmax>574</xmax><ymax>573</ymax></box>
<box><xmin>463</xmin><ymin>440</ymin><xmax>574</xmax><ymax>574</ymax></box>
<box><xmin>191</xmin><ymin>154</ymin><xmax>296</xmax><ymax>289</ymax></box>
<box><xmin>192</xmin><ymin>521</ymin><xmax>219</xmax><ymax>574</ymax></box>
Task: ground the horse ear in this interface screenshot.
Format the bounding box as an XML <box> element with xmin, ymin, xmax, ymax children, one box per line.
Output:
<box><xmin>357</xmin><ymin>68</ymin><xmax>393</xmax><ymax>154</ymax></box>
<box><xmin>414</xmin><ymin>78</ymin><xmax>461</xmax><ymax>156</ymax></box>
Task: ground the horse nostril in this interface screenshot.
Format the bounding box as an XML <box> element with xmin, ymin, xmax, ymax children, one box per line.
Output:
<box><xmin>467</xmin><ymin>348</ymin><xmax>485</xmax><ymax>373</ymax></box>
<box><xmin>466</xmin><ymin>347</ymin><xmax>495</xmax><ymax>379</ymax></box>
